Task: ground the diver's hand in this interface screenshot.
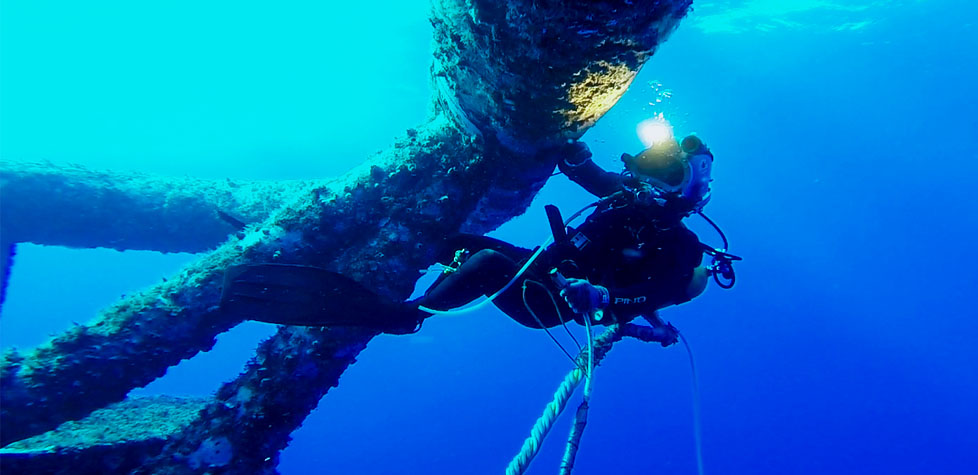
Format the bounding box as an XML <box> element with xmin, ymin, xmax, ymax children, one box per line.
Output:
<box><xmin>641</xmin><ymin>313</ymin><xmax>679</xmax><ymax>347</ymax></box>
<box><xmin>560</xmin><ymin>279</ymin><xmax>609</xmax><ymax>314</ymax></box>
<box><xmin>562</xmin><ymin>141</ymin><xmax>592</xmax><ymax>166</ymax></box>
<box><xmin>539</xmin><ymin>141</ymin><xmax>592</xmax><ymax>172</ymax></box>
<box><xmin>651</xmin><ymin>321</ymin><xmax>680</xmax><ymax>347</ymax></box>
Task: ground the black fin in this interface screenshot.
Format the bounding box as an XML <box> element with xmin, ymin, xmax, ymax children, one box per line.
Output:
<box><xmin>221</xmin><ymin>264</ymin><xmax>421</xmax><ymax>332</ymax></box>
<box><xmin>216</xmin><ymin>209</ymin><xmax>247</xmax><ymax>230</ymax></box>
<box><xmin>1</xmin><ymin>241</ymin><xmax>15</xmax><ymax>310</ymax></box>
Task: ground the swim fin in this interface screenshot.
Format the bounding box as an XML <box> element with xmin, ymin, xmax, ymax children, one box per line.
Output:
<box><xmin>221</xmin><ymin>264</ymin><xmax>422</xmax><ymax>333</ymax></box>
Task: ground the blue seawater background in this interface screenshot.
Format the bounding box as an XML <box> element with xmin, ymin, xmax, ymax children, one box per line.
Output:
<box><xmin>2</xmin><ymin>1</ymin><xmax>976</xmax><ymax>473</ymax></box>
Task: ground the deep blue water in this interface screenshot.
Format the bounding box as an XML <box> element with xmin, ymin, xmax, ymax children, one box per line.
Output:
<box><xmin>2</xmin><ymin>1</ymin><xmax>976</xmax><ymax>474</ymax></box>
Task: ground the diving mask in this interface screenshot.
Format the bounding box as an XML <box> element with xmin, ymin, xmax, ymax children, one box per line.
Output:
<box><xmin>621</xmin><ymin>134</ymin><xmax>713</xmax><ymax>212</ymax></box>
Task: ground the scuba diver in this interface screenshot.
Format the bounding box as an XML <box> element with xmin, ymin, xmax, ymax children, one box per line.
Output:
<box><xmin>221</xmin><ymin>134</ymin><xmax>738</xmax><ymax>336</ymax></box>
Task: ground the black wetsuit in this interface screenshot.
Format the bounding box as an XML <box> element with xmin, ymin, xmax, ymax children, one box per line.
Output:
<box><xmin>417</xmin><ymin>158</ymin><xmax>704</xmax><ymax>329</ymax></box>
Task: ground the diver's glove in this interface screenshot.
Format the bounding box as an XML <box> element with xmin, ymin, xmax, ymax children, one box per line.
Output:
<box><xmin>562</xmin><ymin>141</ymin><xmax>592</xmax><ymax>166</ymax></box>
<box><xmin>560</xmin><ymin>278</ymin><xmax>610</xmax><ymax>314</ymax></box>
<box><xmin>539</xmin><ymin>141</ymin><xmax>592</xmax><ymax>173</ymax></box>
<box><xmin>642</xmin><ymin>313</ymin><xmax>680</xmax><ymax>347</ymax></box>
<box><xmin>654</xmin><ymin>321</ymin><xmax>680</xmax><ymax>347</ymax></box>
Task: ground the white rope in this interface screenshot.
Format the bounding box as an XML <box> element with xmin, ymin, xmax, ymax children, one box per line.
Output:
<box><xmin>504</xmin><ymin>366</ymin><xmax>585</xmax><ymax>475</ymax></box>
<box><xmin>505</xmin><ymin>326</ymin><xmax>620</xmax><ymax>475</ymax></box>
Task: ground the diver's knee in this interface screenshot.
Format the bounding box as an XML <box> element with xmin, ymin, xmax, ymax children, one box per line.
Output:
<box><xmin>466</xmin><ymin>249</ymin><xmax>514</xmax><ymax>273</ymax></box>
<box><xmin>684</xmin><ymin>266</ymin><xmax>710</xmax><ymax>301</ymax></box>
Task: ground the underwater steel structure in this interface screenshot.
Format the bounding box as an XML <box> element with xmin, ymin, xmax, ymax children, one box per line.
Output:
<box><xmin>0</xmin><ymin>0</ymin><xmax>693</xmax><ymax>473</ymax></box>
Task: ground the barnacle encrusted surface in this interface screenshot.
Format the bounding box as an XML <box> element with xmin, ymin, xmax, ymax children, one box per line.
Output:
<box><xmin>0</xmin><ymin>1</ymin><xmax>692</xmax><ymax>472</ymax></box>
<box><xmin>0</xmin><ymin>396</ymin><xmax>207</xmax><ymax>474</ymax></box>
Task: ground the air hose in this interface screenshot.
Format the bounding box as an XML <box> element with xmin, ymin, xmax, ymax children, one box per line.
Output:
<box><xmin>696</xmin><ymin>210</ymin><xmax>740</xmax><ymax>289</ymax></box>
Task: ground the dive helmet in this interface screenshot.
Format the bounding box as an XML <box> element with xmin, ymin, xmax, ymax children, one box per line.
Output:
<box><xmin>621</xmin><ymin>134</ymin><xmax>714</xmax><ymax>212</ymax></box>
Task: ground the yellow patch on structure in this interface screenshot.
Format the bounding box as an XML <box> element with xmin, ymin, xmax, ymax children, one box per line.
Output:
<box><xmin>565</xmin><ymin>62</ymin><xmax>637</xmax><ymax>128</ymax></box>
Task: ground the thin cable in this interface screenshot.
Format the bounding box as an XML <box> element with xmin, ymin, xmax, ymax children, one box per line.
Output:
<box><xmin>523</xmin><ymin>281</ymin><xmax>583</xmax><ymax>369</ymax></box>
<box><xmin>679</xmin><ymin>331</ymin><xmax>705</xmax><ymax>475</ymax></box>
<box><xmin>525</xmin><ymin>268</ymin><xmax>581</xmax><ymax>350</ymax></box>
<box><xmin>560</xmin><ymin>317</ymin><xmax>583</xmax><ymax>352</ymax></box>
<box><xmin>555</xmin><ymin>295</ymin><xmax>583</xmax><ymax>352</ymax></box>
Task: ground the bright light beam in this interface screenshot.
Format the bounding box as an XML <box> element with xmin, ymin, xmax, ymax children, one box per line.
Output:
<box><xmin>637</xmin><ymin>115</ymin><xmax>674</xmax><ymax>148</ymax></box>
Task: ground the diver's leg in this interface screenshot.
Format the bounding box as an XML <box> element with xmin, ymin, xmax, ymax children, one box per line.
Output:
<box><xmin>416</xmin><ymin>249</ymin><xmax>520</xmax><ymax>310</ymax></box>
<box><xmin>435</xmin><ymin>234</ymin><xmax>531</xmax><ymax>264</ymax></box>
<box><xmin>420</xmin><ymin>254</ymin><xmax>574</xmax><ymax>329</ymax></box>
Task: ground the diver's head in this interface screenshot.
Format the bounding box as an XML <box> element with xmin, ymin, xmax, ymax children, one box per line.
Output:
<box><xmin>620</xmin><ymin>134</ymin><xmax>713</xmax><ymax>214</ymax></box>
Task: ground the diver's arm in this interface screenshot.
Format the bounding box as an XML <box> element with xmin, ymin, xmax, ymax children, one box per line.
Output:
<box><xmin>560</xmin><ymin>157</ymin><xmax>622</xmax><ymax>198</ymax></box>
<box><xmin>551</xmin><ymin>142</ymin><xmax>623</xmax><ymax>198</ymax></box>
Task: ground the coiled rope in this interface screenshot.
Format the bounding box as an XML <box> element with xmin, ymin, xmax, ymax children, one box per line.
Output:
<box><xmin>505</xmin><ymin>323</ymin><xmax>691</xmax><ymax>475</ymax></box>
<box><xmin>505</xmin><ymin>326</ymin><xmax>622</xmax><ymax>475</ymax></box>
